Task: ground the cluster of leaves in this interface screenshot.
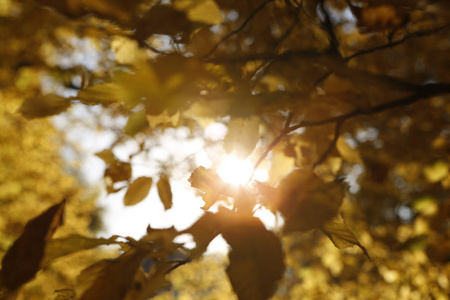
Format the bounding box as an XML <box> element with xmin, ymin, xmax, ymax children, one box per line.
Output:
<box><xmin>1</xmin><ymin>0</ymin><xmax>450</xmax><ymax>299</ymax></box>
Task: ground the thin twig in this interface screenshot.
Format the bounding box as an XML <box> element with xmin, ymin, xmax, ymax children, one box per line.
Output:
<box><xmin>312</xmin><ymin>120</ymin><xmax>343</xmax><ymax>168</ymax></box>
<box><xmin>344</xmin><ymin>25</ymin><xmax>450</xmax><ymax>61</ymax></box>
<box><xmin>203</xmin><ymin>0</ymin><xmax>275</xmax><ymax>58</ymax></box>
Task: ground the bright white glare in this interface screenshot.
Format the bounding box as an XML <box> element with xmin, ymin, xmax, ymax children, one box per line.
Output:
<box><xmin>217</xmin><ymin>155</ymin><xmax>268</xmax><ymax>185</ymax></box>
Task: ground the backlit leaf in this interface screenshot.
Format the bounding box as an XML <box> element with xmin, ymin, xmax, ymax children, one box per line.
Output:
<box><xmin>77</xmin><ymin>83</ymin><xmax>121</xmax><ymax>105</ymax></box>
<box><xmin>124</xmin><ymin>109</ymin><xmax>148</xmax><ymax>136</ymax></box>
<box><xmin>124</xmin><ymin>177</ymin><xmax>153</xmax><ymax>206</ymax></box>
<box><xmin>174</xmin><ymin>0</ymin><xmax>223</xmax><ymax>25</ymax></box>
<box><xmin>42</xmin><ymin>235</ymin><xmax>119</xmax><ymax>266</ymax></box>
<box><xmin>157</xmin><ymin>175</ymin><xmax>173</xmax><ymax>210</ymax></box>
<box><xmin>188</xmin><ymin>167</ymin><xmax>226</xmax><ymax>209</ymax></box>
<box><xmin>336</xmin><ymin>136</ymin><xmax>362</xmax><ymax>164</ymax></box>
<box><xmin>0</xmin><ymin>199</ymin><xmax>66</xmax><ymax>290</ymax></box>
<box><xmin>423</xmin><ymin>160</ymin><xmax>449</xmax><ymax>183</ymax></box>
<box><xmin>223</xmin><ymin>116</ymin><xmax>260</xmax><ymax>159</ymax></box>
<box><xmin>19</xmin><ymin>94</ymin><xmax>71</xmax><ymax>119</ymax></box>
<box><xmin>217</xmin><ymin>208</ymin><xmax>285</xmax><ymax>300</ymax></box>
<box><xmin>321</xmin><ymin>215</ymin><xmax>370</xmax><ymax>259</ymax></box>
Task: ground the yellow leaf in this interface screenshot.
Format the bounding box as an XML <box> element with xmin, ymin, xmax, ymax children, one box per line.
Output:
<box><xmin>77</xmin><ymin>83</ymin><xmax>121</xmax><ymax>105</ymax></box>
<box><xmin>174</xmin><ymin>0</ymin><xmax>223</xmax><ymax>25</ymax></box>
<box><xmin>321</xmin><ymin>215</ymin><xmax>370</xmax><ymax>259</ymax></box>
<box><xmin>269</xmin><ymin>152</ymin><xmax>295</xmax><ymax>185</ymax></box>
<box><xmin>157</xmin><ymin>175</ymin><xmax>173</xmax><ymax>210</ymax></box>
<box><xmin>124</xmin><ymin>177</ymin><xmax>153</xmax><ymax>206</ymax></box>
<box><xmin>19</xmin><ymin>94</ymin><xmax>71</xmax><ymax>118</ymax></box>
<box><xmin>95</xmin><ymin>149</ymin><xmax>117</xmax><ymax>165</ymax></box>
<box><xmin>124</xmin><ymin>109</ymin><xmax>148</xmax><ymax>136</ymax></box>
<box><xmin>188</xmin><ymin>167</ymin><xmax>225</xmax><ymax>209</ymax></box>
<box><xmin>423</xmin><ymin>160</ymin><xmax>449</xmax><ymax>183</ymax></box>
<box><xmin>223</xmin><ymin>116</ymin><xmax>259</xmax><ymax>159</ymax></box>
<box><xmin>42</xmin><ymin>235</ymin><xmax>119</xmax><ymax>266</ymax></box>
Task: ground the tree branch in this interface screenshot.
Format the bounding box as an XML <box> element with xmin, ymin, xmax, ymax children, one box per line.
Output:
<box><xmin>251</xmin><ymin>82</ymin><xmax>450</xmax><ymax>175</ymax></box>
<box><xmin>203</xmin><ymin>0</ymin><xmax>275</xmax><ymax>58</ymax></box>
<box><xmin>312</xmin><ymin>120</ymin><xmax>343</xmax><ymax>168</ymax></box>
<box><xmin>319</xmin><ymin>0</ymin><xmax>340</xmax><ymax>56</ymax></box>
<box><xmin>344</xmin><ymin>25</ymin><xmax>450</xmax><ymax>61</ymax></box>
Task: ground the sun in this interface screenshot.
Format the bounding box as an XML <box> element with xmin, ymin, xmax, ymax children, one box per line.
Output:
<box><xmin>217</xmin><ymin>155</ymin><xmax>268</xmax><ymax>185</ymax></box>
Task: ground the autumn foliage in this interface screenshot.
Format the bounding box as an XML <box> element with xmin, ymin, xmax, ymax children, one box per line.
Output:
<box><xmin>1</xmin><ymin>0</ymin><xmax>450</xmax><ymax>299</ymax></box>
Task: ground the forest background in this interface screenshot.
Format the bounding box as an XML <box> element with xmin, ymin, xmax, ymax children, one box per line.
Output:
<box><xmin>0</xmin><ymin>0</ymin><xmax>449</xmax><ymax>299</ymax></box>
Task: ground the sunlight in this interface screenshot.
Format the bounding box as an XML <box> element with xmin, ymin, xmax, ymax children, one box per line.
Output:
<box><xmin>217</xmin><ymin>155</ymin><xmax>268</xmax><ymax>185</ymax></box>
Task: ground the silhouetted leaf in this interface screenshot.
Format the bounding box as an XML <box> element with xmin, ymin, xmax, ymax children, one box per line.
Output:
<box><xmin>321</xmin><ymin>215</ymin><xmax>370</xmax><ymax>259</ymax></box>
<box><xmin>19</xmin><ymin>94</ymin><xmax>71</xmax><ymax>119</ymax></box>
<box><xmin>0</xmin><ymin>199</ymin><xmax>66</xmax><ymax>290</ymax></box>
<box><xmin>224</xmin><ymin>117</ymin><xmax>260</xmax><ymax>159</ymax></box>
<box><xmin>218</xmin><ymin>208</ymin><xmax>285</xmax><ymax>300</ymax></box>
<box><xmin>157</xmin><ymin>175</ymin><xmax>173</xmax><ymax>210</ymax></box>
<box><xmin>78</xmin><ymin>248</ymin><xmax>151</xmax><ymax>300</ymax></box>
<box><xmin>188</xmin><ymin>167</ymin><xmax>226</xmax><ymax>209</ymax></box>
<box><xmin>184</xmin><ymin>212</ymin><xmax>219</xmax><ymax>259</ymax></box>
<box><xmin>124</xmin><ymin>177</ymin><xmax>153</xmax><ymax>206</ymax></box>
<box><xmin>275</xmin><ymin>170</ymin><xmax>344</xmax><ymax>232</ymax></box>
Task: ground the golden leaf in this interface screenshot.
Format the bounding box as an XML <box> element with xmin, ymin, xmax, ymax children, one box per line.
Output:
<box><xmin>124</xmin><ymin>177</ymin><xmax>153</xmax><ymax>206</ymax></box>
<box><xmin>157</xmin><ymin>175</ymin><xmax>173</xmax><ymax>210</ymax></box>
<box><xmin>223</xmin><ymin>116</ymin><xmax>260</xmax><ymax>159</ymax></box>
<box><xmin>19</xmin><ymin>94</ymin><xmax>71</xmax><ymax>118</ymax></box>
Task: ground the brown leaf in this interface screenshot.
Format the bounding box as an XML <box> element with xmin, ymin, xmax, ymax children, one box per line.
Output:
<box><xmin>183</xmin><ymin>212</ymin><xmax>219</xmax><ymax>259</ymax></box>
<box><xmin>188</xmin><ymin>167</ymin><xmax>226</xmax><ymax>209</ymax></box>
<box><xmin>77</xmin><ymin>83</ymin><xmax>122</xmax><ymax>105</ymax></box>
<box><xmin>0</xmin><ymin>199</ymin><xmax>66</xmax><ymax>290</ymax></box>
<box><xmin>217</xmin><ymin>208</ymin><xmax>285</xmax><ymax>300</ymax></box>
<box><xmin>104</xmin><ymin>161</ymin><xmax>132</xmax><ymax>183</ymax></box>
<box><xmin>157</xmin><ymin>175</ymin><xmax>173</xmax><ymax>210</ymax></box>
<box><xmin>124</xmin><ymin>177</ymin><xmax>153</xmax><ymax>206</ymax></box>
<box><xmin>78</xmin><ymin>248</ymin><xmax>151</xmax><ymax>300</ymax></box>
<box><xmin>275</xmin><ymin>170</ymin><xmax>344</xmax><ymax>232</ymax></box>
<box><xmin>18</xmin><ymin>94</ymin><xmax>71</xmax><ymax>119</ymax></box>
<box><xmin>321</xmin><ymin>215</ymin><xmax>370</xmax><ymax>259</ymax></box>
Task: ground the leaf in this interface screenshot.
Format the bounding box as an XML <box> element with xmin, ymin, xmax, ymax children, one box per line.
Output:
<box><xmin>423</xmin><ymin>160</ymin><xmax>449</xmax><ymax>183</ymax></box>
<box><xmin>188</xmin><ymin>167</ymin><xmax>226</xmax><ymax>209</ymax></box>
<box><xmin>94</xmin><ymin>149</ymin><xmax>117</xmax><ymax>165</ymax></box>
<box><xmin>18</xmin><ymin>94</ymin><xmax>71</xmax><ymax>118</ymax></box>
<box><xmin>124</xmin><ymin>109</ymin><xmax>148</xmax><ymax>136</ymax></box>
<box><xmin>174</xmin><ymin>0</ymin><xmax>223</xmax><ymax>25</ymax></box>
<box><xmin>157</xmin><ymin>175</ymin><xmax>173</xmax><ymax>210</ymax></box>
<box><xmin>275</xmin><ymin>170</ymin><xmax>344</xmax><ymax>232</ymax></box>
<box><xmin>223</xmin><ymin>116</ymin><xmax>260</xmax><ymax>159</ymax></box>
<box><xmin>217</xmin><ymin>208</ymin><xmax>285</xmax><ymax>300</ymax></box>
<box><xmin>104</xmin><ymin>161</ymin><xmax>132</xmax><ymax>183</ymax></box>
<box><xmin>42</xmin><ymin>234</ymin><xmax>119</xmax><ymax>266</ymax></box>
<box><xmin>0</xmin><ymin>199</ymin><xmax>66</xmax><ymax>290</ymax></box>
<box><xmin>124</xmin><ymin>177</ymin><xmax>153</xmax><ymax>206</ymax></box>
<box><xmin>321</xmin><ymin>215</ymin><xmax>370</xmax><ymax>259</ymax></box>
<box><xmin>78</xmin><ymin>248</ymin><xmax>151</xmax><ymax>300</ymax></box>
<box><xmin>183</xmin><ymin>212</ymin><xmax>219</xmax><ymax>259</ymax></box>
<box><xmin>77</xmin><ymin>83</ymin><xmax>121</xmax><ymax>105</ymax></box>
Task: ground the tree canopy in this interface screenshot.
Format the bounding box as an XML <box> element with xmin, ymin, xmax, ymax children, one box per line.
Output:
<box><xmin>0</xmin><ymin>0</ymin><xmax>449</xmax><ymax>299</ymax></box>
